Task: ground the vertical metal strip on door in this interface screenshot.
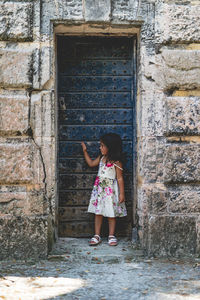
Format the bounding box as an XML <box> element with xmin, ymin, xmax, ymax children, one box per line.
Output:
<box><xmin>57</xmin><ymin>36</ymin><xmax>135</xmax><ymax>237</ymax></box>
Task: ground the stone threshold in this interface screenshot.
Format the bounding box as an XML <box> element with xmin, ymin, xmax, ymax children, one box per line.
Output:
<box><xmin>48</xmin><ymin>237</ymin><xmax>144</xmax><ymax>264</ymax></box>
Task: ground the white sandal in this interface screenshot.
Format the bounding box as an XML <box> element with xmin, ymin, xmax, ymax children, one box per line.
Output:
<box><xmin>108</xmin><ymin>235</ymin><xmax>118</xmax><ymax>246</ymax></box>
<box><xmin>89</xmin><ymin>235</ymin><xmax>102</xmax><ymax>246</ymax></box>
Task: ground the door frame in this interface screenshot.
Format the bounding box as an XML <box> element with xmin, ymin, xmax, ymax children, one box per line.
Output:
<box><xmin>54</xmin><ymin>23</ymin><xmax>139</xmax><ymax>238</ymax></box>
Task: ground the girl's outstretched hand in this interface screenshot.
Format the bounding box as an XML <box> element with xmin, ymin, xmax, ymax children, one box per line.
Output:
<box><xmin>81</xmin><ymin>142</ymin><xmax>100</xmax><ymax>167</ymax></box>
<box><xmin>81</xmin><ymin>142</ymin><xmax>87</xmax><ymax>152</ymax></box>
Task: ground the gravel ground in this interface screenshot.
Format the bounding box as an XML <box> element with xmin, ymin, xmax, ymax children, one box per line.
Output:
<box><xmin>0</xmin><ymin>238</ymin><xmax>200</xmax><ymax>300</ymax></box>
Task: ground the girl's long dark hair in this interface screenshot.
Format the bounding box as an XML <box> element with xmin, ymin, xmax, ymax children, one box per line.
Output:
<box><xmin>100</xmin><ymin>133</ymin><xmax>123</xmax><ymax>163</ymax></box>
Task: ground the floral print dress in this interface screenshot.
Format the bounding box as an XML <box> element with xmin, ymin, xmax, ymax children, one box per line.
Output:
<box><xmin>87</xmin><ymin>157</ymin><xmax>127</xmax><ymax>217</ymax></box>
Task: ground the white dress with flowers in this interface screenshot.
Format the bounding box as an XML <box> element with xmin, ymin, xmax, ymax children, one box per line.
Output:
<box><xmin>87</xmin><ymin>157</ymin><xmax>127</xmax><ymax>217</ymax></box>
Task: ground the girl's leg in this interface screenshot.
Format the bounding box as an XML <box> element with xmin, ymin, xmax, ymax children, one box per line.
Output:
<box><xmin>108</xmin><ymin>217</ymin><xmax>117</xmax><ymax>246</ymax></box>
<box><xmin>89</xmin><ymin>215</ymin><xmax>103</xmax><ymax>246</ymax></box>
<box><xmin>108</xmin><ymin>217</ymin><xmax>116</xmax><ymax>236</ymax></box>
<box><xmin>95</xmin><ymin>214</ymin><xmax>103</xmax><ymax>236</ymax></box>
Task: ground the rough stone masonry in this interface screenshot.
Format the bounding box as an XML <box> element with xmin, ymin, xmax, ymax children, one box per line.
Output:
<box><xmin>0</xmin><ymin>0</ymin><xmax>200</xmax><ymax>259</ymax></box>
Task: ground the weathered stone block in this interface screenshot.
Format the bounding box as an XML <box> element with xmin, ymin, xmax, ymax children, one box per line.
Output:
<box><xmin>0</xmin><ymin>2</ymin><xmax>33</xmax><ymax>41</ymax></box>
<box><xmin>0</xmin><ymin>90</ymin><xmax>29</xmax><ymax>135</ymax></box>
<box><xmin>138</xmin><ymin>137</ymin><xmax>165</xmax><ymax>183</ymax></box>
<box><xmin>138</xmin><ymin>137</ymin><xmax>157</xmax><ymax>183</ymax></box>
<box><xmin>84</xmin><ymin>0</ymin><xmax>111</xmax><ymax>21</ymax></box>
<box><xmin>156</xmin><ymin>49</ymin><xmax>200</xmax><ymax>91</ymax></box>
<box><xmin>148</xmin><ymin>216</ymin><xmax>197</xmax><ymax>257</ymax></box>
<box><xmin>138</xmin><ymin>48</ymin><xmax>165</xmax><ymax>137</ymax></box>
<box><xmin>27</xmin><ymin>187</ymin><xmax>48</xmax><ymax>215</ymax></box>
<box><xmin>30</xmin><ymin>91</ymin><xmax>55</xmax><ymax>140</ymax></box>
<box><xmin>138</xmin><ymin>90</ymin><xmax>165</xmax><ymax>136</ymax></box>
<box><xmin>0</xmin><ymin>140</ymin><xmax>33</xmax><ymax>183</ymax></box>
<box><xmin>137</xmin><ymin>185</ymin><xmax>153</xmax><ymax>251</ymax></box>
<box><xmin>165</xmin><ymin>97</ymin><xmax>200</xmax><ymax>136</ymax></box>
<box><xmin>32</xmin><ymin>47</ymin><xmax>40</xmax><ymax>89</ymax></box>
<box><xmin>168</xmin><ymin>186</ymin><xmax>200</xmax><ymax>214</ymax></box>
<box><xmin>0</xmin><ymin>216</ymin><xmax>48</xmax><ymax>260</ymax></box>
<box><xmin>40</xmin><ymin>46</ymin><xmax>52</xmax><ymax>89</ymax></box>
<box><xmin>164</xmin><ymin>144</ymin><xmax>200</xmax><ymax>183</ymax></box>
<box><xmin>40</xmin><ymin>137</ymin><xmax>56</xmax><ymax>216</ymax></box>
<box><xmin>139</xmin><ymin>1</ymin><xmax>155</xmax><ymax>44</ymax></box>
<box><xmin>197</xmin><ymin>216</ymin><xmax>200</xmax><ymax>255</ymax></box>
<box><xmin>0</xmin><ymin>185</ymin><xmax>47</xmax><ymax>216</ymax></box>
<box><xmin>30</xmin><ymin>91</ymin><xmax>55</xmax><ymax>216</ymax></box>
<box><xmin>155</xmin><ymin>3</ymin><xmax>200</xmax><ymax>43</ymax></box>
<box><xmin>0</xmin><ymin>48</ymin><xmax>33</xmax><ymax>88</ymax></box>
<box><xmin>0</xmin><ymin>138</ymin><xmax>44</xmax><ymax>184</ymax></box>
<box><xmin>139</xmin><ymin>184</ymin><xmax>168</xmax><ymax>214</ymax></box>
<box><xmin>41</xmin><ymin>0</ymin><xmax>83</xmax><ymax>37</ymax></box>
<box><xmin>162</xmin><ymin>49</ymin><xmax>200</xmax><ymax>71</ymax></box>
<box><xmin>112</xmin><ymin>0</ymin><xmax>140</xmax><ymax>21</ymax></box>
<box><xmin>0</xmin><ymin>186</ymin><xmax>27</xmax><ymax>216</ymax></box>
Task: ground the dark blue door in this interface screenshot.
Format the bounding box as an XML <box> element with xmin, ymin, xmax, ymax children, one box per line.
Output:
<box><xmin>57</xmin><ymin>36</ymin><xmax>136</xmax><ymax>237</ymax></box>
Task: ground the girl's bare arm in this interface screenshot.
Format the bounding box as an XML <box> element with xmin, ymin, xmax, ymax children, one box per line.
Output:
<box><xmin>115</xmin><ymin>161</ymin><xmax>125</xmax><ymax>203</ymax></box>
<box><xmin>81</xmin><ymin>142</ymin><xmax>100</xmax><ymax>167</ymax></box>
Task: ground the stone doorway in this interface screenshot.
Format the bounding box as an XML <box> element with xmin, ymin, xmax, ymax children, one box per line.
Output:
<box><xmin>56</xmin><ymin>35</ymin><xmax>136</xmax><ymax>238</ymax></box>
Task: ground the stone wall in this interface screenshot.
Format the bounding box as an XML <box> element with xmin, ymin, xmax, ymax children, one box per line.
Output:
<box><xmin>0</xmin><ymin>0</ymin><xmax>56</xmax><ymax>260</ymax></box>
<box><xmin>137</xmin><ymin>0</ymin><xmax>200</xmax><ymax>257</ymax></box>
<box><xmin>0</xmin><ymin>0</ymin><xmax>200</xmax><ymax>259</ymax></box>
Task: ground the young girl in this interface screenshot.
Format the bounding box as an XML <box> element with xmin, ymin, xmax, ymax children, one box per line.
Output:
<box><xmin>81</xmin><ymin>133</ymin><xmax>127</xmax><ymax>246</ymax></box>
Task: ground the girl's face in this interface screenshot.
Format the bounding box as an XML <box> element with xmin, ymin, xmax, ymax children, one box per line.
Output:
<box><xmin>100</xmin><ymin>141</ymin><xmax>108</xmax><ymax>156</ymax></box>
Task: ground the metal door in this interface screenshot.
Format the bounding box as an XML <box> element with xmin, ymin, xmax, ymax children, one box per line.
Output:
<box><xmin>57</xmin><ymin>36</ymin><xmax>136</xmax><ymax>237</ymax></box>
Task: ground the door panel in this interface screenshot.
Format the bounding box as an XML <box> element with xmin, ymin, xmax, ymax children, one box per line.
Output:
<box><xmin>59</xmin><ymin>109</ymin><xmax>132</xmax><ymax>124</ymax></box>
<box><xmin>59</xmin><ymin>76</ymin><xmax>132</xmax><ymax>92</ymax></box>
<box><xmin>59</xmin><ymin>92</ymin><xmax>132</xmax><ymax>109</ymax></box>
<box><xmin>57</xmin><ymin>36</ymin><xmax>136</xmax><ymax>237</ymax></box>
<box><xmin>58</xmin><ymin>124</ymin><xmax>132</xmax><ymax>140</ymax></box>
<box><xmin>59</xmin><ymin>60</ymin><xmax>132</xmax><ymax>75</ymax></box>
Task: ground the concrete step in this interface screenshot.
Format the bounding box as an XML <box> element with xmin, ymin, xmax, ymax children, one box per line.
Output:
<box><xmin>48</xmin><ymin>238</ymin><xmax>144</xmax><ymax>264</ymax></box>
